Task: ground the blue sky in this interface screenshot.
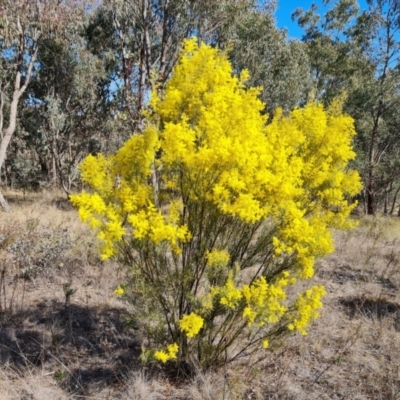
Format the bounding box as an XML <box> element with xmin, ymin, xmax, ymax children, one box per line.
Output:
<box><xmin>275</xmin><ymin>0</ymin><xmax>368</xmax><ymax>39</ymax></box>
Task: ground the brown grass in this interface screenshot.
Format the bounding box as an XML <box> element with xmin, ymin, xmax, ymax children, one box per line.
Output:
<box><xmin>1</xmin><ymin>191</ymin><xmax>400</xmax><ymax>399</ymax></box>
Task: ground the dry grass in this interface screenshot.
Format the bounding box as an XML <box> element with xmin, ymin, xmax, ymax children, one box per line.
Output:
<box><xmin>1</xmin><ymin>191</ymin><xmax>400</xmax><ymax>399</ymax></box>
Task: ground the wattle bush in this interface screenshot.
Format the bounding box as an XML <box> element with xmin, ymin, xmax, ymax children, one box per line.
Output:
<box><xmin>71</xmin><ymin>38</ymin><xmax>361</xmax><ymax>371</ymax></box>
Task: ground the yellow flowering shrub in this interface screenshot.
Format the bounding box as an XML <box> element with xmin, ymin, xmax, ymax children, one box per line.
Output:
<box><xmin>71</xmin><ymin>38</ymin><xmax>361</xmax><ymax>371</ymax></box>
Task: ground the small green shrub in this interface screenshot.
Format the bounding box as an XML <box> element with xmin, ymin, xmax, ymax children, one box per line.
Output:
<box><xmin>6</xmin><ymin>226</ymin><xmax>73</xmax><ymax>279</ymax></box>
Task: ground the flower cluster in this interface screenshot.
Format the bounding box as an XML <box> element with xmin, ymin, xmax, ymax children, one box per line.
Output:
<box><xmin>241</xmin><ymin>274</ymin><xmax>289</xmax><ymax>327</ymax></box>
<box><xmin>154</xmin><ymin>343</ymin><xmax>179</xmax><ymax>363</ymax></box>
<box><xmin>206</xmin><ymin>249</ymin><xmax>230</xmax><ymax>268</ymax></box>
<box><xmin>211</xmin><ymin>271</ymin><xmax>321</xmax><ymax>330</ymax></box>
<box><xmin>113</xmin><ymin>285</ymin><xmax>125</xmax><ymax>297</ymax></box>
<box><xmin>70</xmin><ymin>126</ymin><xmax>191</xmax><ymax>258</ymax></box>
<box><xmin>211</xmin><ymin>271</ymin><xmax>242</xmax><ymax>310</ymax></box>
<box><xmin>288</xmin><ymin>286</ymin><xmax>327</xmax><ymax>335</ymax></box>
<box><xmin>179</xmin><ymin>312</ymin><xmax>204</xmax><ymax>338</ymax></box>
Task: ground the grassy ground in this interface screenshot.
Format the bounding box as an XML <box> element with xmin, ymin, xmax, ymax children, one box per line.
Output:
<box><xmin>0</xmin><ymin>190</ymin><xmax>400</xmax><ymax>399</ymax></box>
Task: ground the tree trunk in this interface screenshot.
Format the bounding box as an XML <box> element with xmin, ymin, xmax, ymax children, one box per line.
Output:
<box><xmin>0</xmin><ymin>35</ymin><xmax>38</xmax><ymax>211</ymax></box>
<box><xmin>0</xmin><ymin>190</ymin><xmax>10</xmax><ymax>212</ymax></box>
<box><xmin>0</xmin><ymin>90</ymin><xmax>21</xmax><ymax>212</ymax></box>
<box><xmin>390</xmin><ymin>184</ymin><xmax>400</xmax><ymax>215</ymax></box>
<box><xmin>384</xmin><ymin>187</ymin><xmax>389</xmax><ymax>215</ymax></box>
<box><xmin>366</xmin><ymin>111</ymin><xmax>381</xmax><ymax>215</ymax></box>
<box><xmin>367</xmin><ymin>165</ymin><xmax>376</xmax><ymax>215</ymax></box>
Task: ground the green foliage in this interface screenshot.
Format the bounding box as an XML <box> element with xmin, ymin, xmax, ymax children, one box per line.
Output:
<box><xmin>5</xmin><ymin>225</ymin><xmax>74</xmax><ymax>279</ymax></box>
<box><xmin>53</xmin><ymin>370</ymin><xmax>66</xmax><ymax>382</ymax></box>
<box><xmin>0</xmin><ymin>1</ymin><xmax>94</xmax><ymax>209</ymax></box>
<box><xmin>294</xmin><ymin>0</ymin><xmax>400</xmax><ymax>214</ymax></box>
<box><xmin>17</xmin><ymin>30</ymin><xmax>113</xmax><ymax>193</ymax></box>
<box><xmin>228</xmin><ymin>4</ymin><xmax>312</xmax><ymax>113</ymax></box>
<box><xmin>293</xmin><ymin>0</ymin><xmax>364</xmax><ymax>104</ymax></box>
<box><xmin>72</xmin><ymin>39</ymin><xmax>360</xmax><ymax>371</ymax></box>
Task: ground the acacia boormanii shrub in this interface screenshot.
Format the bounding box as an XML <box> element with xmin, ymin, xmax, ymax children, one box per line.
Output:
<box><xmin>71</xmin><ymin>39</ymin><xmax>361</xmax><ymax>371</ymax></box>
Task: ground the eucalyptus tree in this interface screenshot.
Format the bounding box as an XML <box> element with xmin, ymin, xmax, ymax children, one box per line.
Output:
<box><xmin>227</xmin><ymin>3</ymin><xmax>311</xmax><ymax>114</ymax></box>
<box><xmin>348</xmin><ymin>0</ymin><xmax>400</xmax><ymax>215</ymax></box>
<box><xmin>294</xmin><ymin>0</ymin><xmax>400</xmax><ymax>215</ymax></box>
<box><xmin>20</xmin><ymin>31</ymin><xmax>111</xmax><ymax>195</ymax></box>
<box><xmin>0</xmin><ymin>0</ymin><xmax>91</xmax><ymax>211</ymax></box>
<box><xmin>85</xmin><ymin>0</ymin><xmax>308</xmax><ymax>126</ymax></box>
<box><xmin>85</xmin><ymin>0</ymin><xmax>254</xmax><ymax>133</ymax></box>
<box><xmin>293</xmin><ymin>0</ymin><xmax>364</xmax><ymax>104</ymax></box>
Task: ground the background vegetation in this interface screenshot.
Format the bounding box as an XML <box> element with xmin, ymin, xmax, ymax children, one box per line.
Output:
<box><xmin>3</xmin><ymin>0</ymin><xmax>399</xmax><ymax>215</ymax></box>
